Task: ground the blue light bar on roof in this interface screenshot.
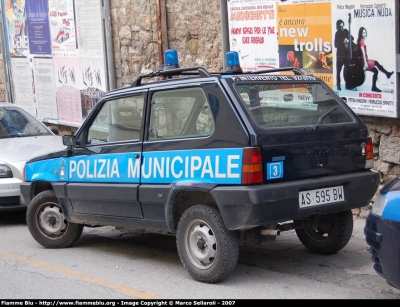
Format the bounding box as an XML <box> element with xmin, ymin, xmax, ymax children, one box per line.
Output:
<box><xmin>226</xmin><ymin>51</ymin><xmax>239</xmax><ymax>66</ymax></box>
<box><xmin>163</xmin><ymin>49</ymin><xmax>180</xmax><ymax>70</ymax></box>
<box><xmin>225</xmin><ymin>51</ymin><xmax>242</xmax><ymax>73</ymax></box>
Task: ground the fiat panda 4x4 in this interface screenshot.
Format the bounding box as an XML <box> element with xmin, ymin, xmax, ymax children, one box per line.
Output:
<box><xmin>21</xmin><ymin>50</ymin><xmax>380</xmax><ymax>283</ymax></box>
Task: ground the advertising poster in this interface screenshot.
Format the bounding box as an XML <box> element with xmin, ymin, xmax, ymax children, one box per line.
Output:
<box><xmin>3</xmin><ymin>0</ymin><xmax>29</xmax><ymax>57</ymax></box>
<box><xmin>0</xmin><ymin>0</ymin><xmax>110</xmax><ymax>126</ymax></box>
<box><xmin>53</xmin><ymin>56</ymin><xmax>82</xmax><ymax>125</ymax></box>
<box><xmin>53</xmin><ymin>56</ymin><xmax>106</xmax><ymax>125</ymax></box>
<box><xmin>332</xmin><ymin>0</ymin><xmax>397</xmax><ymax>117</ymax></box>
<box><xmin>10</xmin><ymin>57</ymin><xmax>35</xmax><ymax>114</ymax></box>
<box><xmin>75</xmin><ymin>0</ymin><xmax>104</xmax><ymax>58</ymax></box>
<box><xmin>278</xmin><ymin>0</ymin><xmax>330</xmax><ymax>3</ymax></box>
<box><xmin>25</xmin><ymin>0</ymin><xmax>52</xmax><ymax>55</ymax></box>
<box><xmin>79</xmin><ymin>57</ymin><xmax>106</xmax><ymax>122</ymax></box>
<box><xmin>277</xmin><ymin>1</ymin><xmax>334</xmax><ymax>88</ymax></box>
<box><xmin>227</xmin><ymin>0</ymin><xmax>278</xmax><ymax>71</ymax></box>
<box><xmin>32</xmin><ymin>57</ymin><xmax>58</xmax><ymax>119</ymax></box>
<box><xmin>48</xmin><ymin>0</ymin><xmax>77</xmax><ymax>57</ymax></box>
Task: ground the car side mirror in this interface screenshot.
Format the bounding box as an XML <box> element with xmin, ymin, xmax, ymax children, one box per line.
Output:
<box><xmin>48</xmin><ymin>125</ymin><xmax>59</xmax><ymax>135</ymax></box>
<box><xmin>63</xmin><ymin>135</ymin><xmax>76</xmax><ymax>146</ymax></box>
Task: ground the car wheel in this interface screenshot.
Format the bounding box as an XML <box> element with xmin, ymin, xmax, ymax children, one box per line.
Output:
<box><xmin>176</xmin><ymin>204</ymin><xmax>239</xmax><ymax>283</ymax></box>
<box><xmin>295</xmin><ymin>210</ymin><xmax>353</xmax><ymax>255</ymax></box>
<box><xmin>26</xmin><ymin>190</ymin><xmax>83</xmax><ymax>248</ymax></box>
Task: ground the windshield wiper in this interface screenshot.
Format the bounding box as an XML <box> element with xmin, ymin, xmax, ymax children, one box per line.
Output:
<box><xmin>314</xmin><ymin>107</ymin><xmax>337</xmax><ymax>130</ymax></box>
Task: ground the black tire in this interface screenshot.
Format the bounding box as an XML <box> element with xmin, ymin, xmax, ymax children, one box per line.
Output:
<box><xmin>26</xmin><ymin>190</ymin><xmax>83</xmax><ymax>248</ymax></box>
<box><xmin>176</xmin><ymin>204</ymin><xmax>239</xmax><ymax>283</ymax></box>
<box><xmin>295</xmin><ymin>210</ymin><xmax>353</xmax><ymax>255</ymax></box>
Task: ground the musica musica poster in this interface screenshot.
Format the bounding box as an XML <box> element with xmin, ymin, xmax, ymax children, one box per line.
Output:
<box><xmin>331</xmin><ymin>0</ymin><xmax>397</xmax><ymax>118</ymax></box>
<box><xmin>227</xmin><ymin>0</ymin><xmax>279</xmax><ymax>72</ymax></box>
<box><xmin>277</xmin><ymin>1</ymin><xmax>334</xmax><ymax>89</ymax></box>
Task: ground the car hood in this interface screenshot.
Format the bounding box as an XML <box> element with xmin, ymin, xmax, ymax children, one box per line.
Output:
<box><xmin>0</xmin><ymin>135</ymin><xmax>66</xmax><ymax>163</ymax></box>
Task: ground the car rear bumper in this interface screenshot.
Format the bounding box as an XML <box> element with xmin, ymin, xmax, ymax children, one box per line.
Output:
<box><xmin>364</xmin><ymin>213</ymin><xmax>400</xmax><ymax>290</ymax></box>
<box><xmin>211</xmin><ymin>170</ymin><xmax>380</xmax><ymax>230</ymax></box>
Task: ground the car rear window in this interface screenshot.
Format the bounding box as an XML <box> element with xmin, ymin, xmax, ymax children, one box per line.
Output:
<box><xmin>235</xmin><ymin>83</ymin><xmax>354</xmax><ymax>128</ymax></box>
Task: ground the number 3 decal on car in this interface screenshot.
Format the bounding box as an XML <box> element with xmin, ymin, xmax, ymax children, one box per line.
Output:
<box><xmin>267</xmin><ymin>161</ymin><xmax>283</xmax><ymax>180</ymax></box>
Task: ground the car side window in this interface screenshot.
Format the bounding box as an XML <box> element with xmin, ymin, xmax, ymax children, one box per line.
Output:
<box><xmin>87</xmin><ymin>95</ymin><xmax>144</xmax><ymax>144</ymax></box>
<box><xmin>149</xmin><ymin>87</ymin><xmax>214</xmax><ymax>141</ymax></box>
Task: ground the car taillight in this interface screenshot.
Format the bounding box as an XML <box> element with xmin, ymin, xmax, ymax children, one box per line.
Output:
<box><xmin>242</xmin><ymin>147</ymin><xmax>263</xmax><ymax>184</ymax></box>
<box><xmin>365</xmin><ymin>137</ymin><xmax>373</xmax><ymax>159</ymax></box>
<box><xmin>365</xmin><ymin>137</ymin><xmax>374</xmax><ymax>169</ymax></box>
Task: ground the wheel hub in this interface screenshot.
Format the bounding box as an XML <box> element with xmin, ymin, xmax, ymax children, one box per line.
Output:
<box><xmin>48</xmin><ymin>216</ymin><xmax>57</xmax><ymax>226</ymax></box>
<box><xmin>38</xmin><ymin>204</ymin><xmax>67</xmax><ymax>236</ymax></box>
<box><xmin>185</xmin><ymin>220</ymin><xmax>217</xmax><ymax>269</ymax></box>
<box><xmin>196</xmin><ymin>236</ymin><xmax>207</xmax><ymax>251</ymax></box>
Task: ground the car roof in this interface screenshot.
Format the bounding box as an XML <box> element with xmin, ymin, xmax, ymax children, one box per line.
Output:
<box><xmin>0</xmin><ymin>102</ymin><xmax>23</xmax><ymax>108</ymax></box>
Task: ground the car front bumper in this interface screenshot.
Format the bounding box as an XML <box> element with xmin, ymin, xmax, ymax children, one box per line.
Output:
<box><xmin>364</xmin><ymin>212</ymin><xmax>400</xmax><ymax>290</ymax></box>
<box><xmin>0</xmin><ymin>177</ymin><xmax>26</xmax><ymax>211</ymax></box>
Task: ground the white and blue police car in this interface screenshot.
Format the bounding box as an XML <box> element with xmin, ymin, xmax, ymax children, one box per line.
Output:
<box><xmin>365</xmin><ymin>176</ymin><xmax>400</xmax><ymax>290</ymax></box>
<box><xmin>21</xmin><ymin>49</ymin><xmax>380</xmax><ymax>283</ymax></box>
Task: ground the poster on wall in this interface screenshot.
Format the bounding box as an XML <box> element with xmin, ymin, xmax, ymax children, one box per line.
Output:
<box><xmin>79</xmin><ymin>57</ymin><xmax>106</xmax><ymax>122</ymax></box>
<box><xmin>332</xmin><ymin>0</ymin><xmax>397</xmax><ymax>118</ymax></box>
<box><xmin>75</xmin><ymin>0</ymin><xmax>104</xmax><ymax>58</ymax></box>
<box><xmin>10</xmin><ymin>57</ymin><xmax>35</xmax><ymax>114</ymax></box>
<box><xmin>1</xmin><ymin>0</ymin><xmax>110</xmax><ymax>126</ymax></box>
<box><xmin>32</xmin><ymin>57</ymin><xmax>58</xmax><ymax>119</ymax></box>
<box><xmin>226</xmin><ymin>0</ymin><xmax>398</xmax><ymax>118</ymax></box>
<box><xmin>227</xmin><ymin>0</ymin><xmax>278</xmax><ymax>71</ymax></box>
<box><xmin>53</xmin><ymin>55</ymin><xmax>106</xmax><ymax>126</ymax></box>
<box><xmin>4</xmin><ymin>0</ymin><xmax>29</xmax><ymax>57</ymax></box>
<box><xmin>53</xmin><ymin>56</ymin><xmax>82</xmax><ymax>126</ymax></box>
<box><xmin>277</xmin><ymin>1</ymin><xmax>334</xmax><ymax>88</ymax></box>
<box><xmin>49</xmin><ymin>0</ymin><xmax>78</xmax><ymax>57</ymax></box>
<box><xmin>278</xmin><ymin>0</ymin><xmax>330</xmax><ymax>3</ymax></box>
<box><xmin>25</xmin><ymin>0</ymin><xmax>52</xmax><ymax>55</ymax></box>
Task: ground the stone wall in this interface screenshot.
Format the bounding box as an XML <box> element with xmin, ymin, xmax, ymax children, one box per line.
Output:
<box><xmin>110</xmin><ymin>0</ymin><xmax>224</xmax><ymax>88</ymax></box>
<box><xmin>361</xmin><ymin>116</ymin><xmax>400</xmax><ymax>185</ymax></box>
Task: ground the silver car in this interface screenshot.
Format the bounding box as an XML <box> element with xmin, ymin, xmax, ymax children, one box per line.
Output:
<box><xmin>0</xmin><ymin>102</ymin><xmax>66</xmax><ymax>211</ymax></box>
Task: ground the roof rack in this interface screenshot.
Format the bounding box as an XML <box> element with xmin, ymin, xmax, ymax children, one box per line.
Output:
<box><xmin>131</xmin><ymin>66</ymin><xmax>211</xmax><ymax>87</ymax></box>
<box><xmin>130</xmin><ymin>49</ymin><xmax>307</xmax><ymax>88</ymax></box>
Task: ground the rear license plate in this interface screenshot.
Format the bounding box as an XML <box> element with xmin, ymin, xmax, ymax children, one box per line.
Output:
<box><xmin>299</xmin><ymin>186</ymin><xmax>345</xmax><ymax>208</ymax></box>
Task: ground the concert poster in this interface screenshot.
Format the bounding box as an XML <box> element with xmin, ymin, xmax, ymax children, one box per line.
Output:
<box><xmin>227</xmin><ymin>0</ymin><xmax>279</xmax><ymax>72</ymax></box>
<box><xmin>277</xmin><ymin>1</ymin><xmax>334</xmax><ymax>88</ymax></box>
<box><xmin>331</xmin><ymin>0</ymin><xmax>397</xmax><ymax>117</ymax></box>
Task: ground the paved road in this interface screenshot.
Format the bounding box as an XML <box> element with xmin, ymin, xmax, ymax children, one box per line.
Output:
<box><xmin>1</xmin><ymin>210</ymin><xmax>400</xmax><ymax>299</ymax></box>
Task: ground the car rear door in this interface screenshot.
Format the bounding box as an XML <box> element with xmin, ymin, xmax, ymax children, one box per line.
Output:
<box><xmin>230</xmin><ymin>77</ymin><xmax>369</xmax><ymax>182</ymax></box>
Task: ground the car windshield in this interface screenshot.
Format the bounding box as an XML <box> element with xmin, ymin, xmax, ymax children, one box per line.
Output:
<box><xmin>0</xmin><ymin>106</ymin><xmax>51</xmax><ymax>138</ymax></box>
<box><xmin>235</xmin><ymin>83</ymin><xmax>354</xmax><ymax>128</ymax></box>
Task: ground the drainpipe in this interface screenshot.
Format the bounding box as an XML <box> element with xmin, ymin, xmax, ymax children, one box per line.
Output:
<box><xmin>156</xmin><ymin>0</ymin><xmax>168</xmax><ymax>68</ymax></box>
<box><xmin>220</xmin><ymin>0</ymin><xmax>230</xmax><ymax>71</ymax></box>
<box><xmin>0</xmin><ymin>3</ymin><xmax>13</xmax><ymax>103</ymax></box>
